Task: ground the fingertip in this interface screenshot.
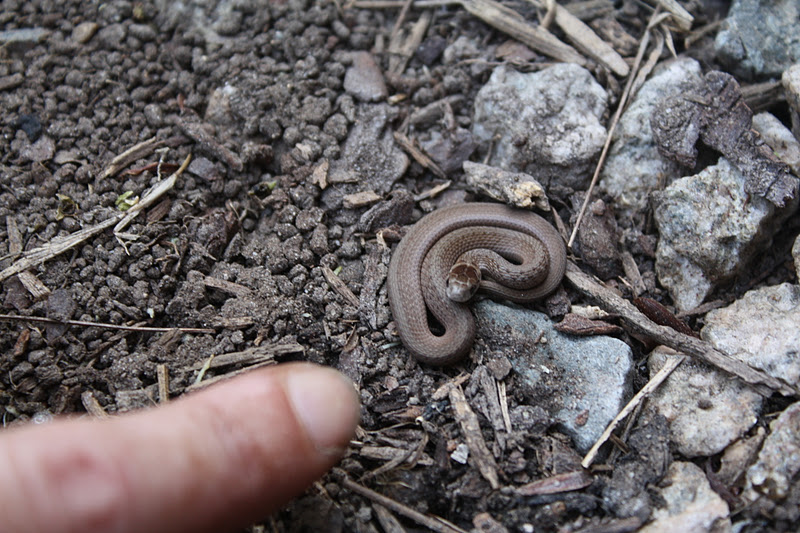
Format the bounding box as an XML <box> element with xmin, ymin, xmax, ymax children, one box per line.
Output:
<box><xmin>282</xmin><ymin>363</ymin><xmax>361</xmax><ymax>458</ymax></box>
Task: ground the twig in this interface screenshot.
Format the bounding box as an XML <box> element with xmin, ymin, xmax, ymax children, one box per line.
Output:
<box><xmin>336</xmin><ymin>472</ymin><xmax>470</xmax><ymax>533</ymax></box>
<box><xmin>157</xmin><ymin>364</ymin><xmax>171</xmax><ymax>403</ymax></box>
<box><xmin>0</xmin><ymin>314</ymin><xmax>215</xmax><ymax>334</ymax></box>
<box><xmin>567</xmin><ymin>7</ymin><xmax>661</xmax><ymax>248</ymax></box>
<box><xmin>99</xmin><ymin>137</ymin><xmax>163</xmax><ymax>180</ymax></box>
<box><xmin>565</xmin><ymin>264</ymin><xmax>799</xmax><ymax>397</ymax></box>
<box><xmin>582</xmin><ymin>350</ymin><xmax>685</xmax><ymax>468</ymax></box>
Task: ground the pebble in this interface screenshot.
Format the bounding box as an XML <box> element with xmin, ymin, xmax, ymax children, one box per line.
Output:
<box><xmin>19</xmin><ymin>135</ymin><xmax>56</xmax><ymax>163</ymax></box>
<box><xmin>71</xmin><ymin>21</ymin><xmax>98</xmax><ymax>44</ymax></box>
<box><xmin>704</xmin><ymin>283</ymin><xmax>800</xmax><ymax>388</ymax></box>
<box><xmin>645</xmin><ymin>346</ymin><xmax>762</xmax><ymax>457</ymax></box>
<box><xmin>653</xmin><ymin>157</ymin><xmax>794</xmax><ymax>311</ymax></box>
<box><xmin>472</xmin><ymin>64</ymin><xmax>608</xmax><ymax>192</ymax></box>
<box><xmin>473</xmin><ymin>300</ymin><xmax>633</xmax><ymax>453</ymax></box>
<box><xmin>639</xmin><ymin>462</ymin><xmax>730</xmax><ymax>533</ymax></box>
<box><xmin>744</xmin><ymin>401</ymin><xmax>800</xmax><ymax>502</ymax></box>
<box><xmin>343</xmin><ymin>52</ymin><xmax>387</xmax><ymax>102</ymax></box>
<box><xmin>600</xmin><ymin>58</ymin><xmax>702</xmax><ymax>216</ymax></box>
<box><xmin>715</xmin><ymin>0</ymin><xmax>800</xmax><ymax>79</ymax></box>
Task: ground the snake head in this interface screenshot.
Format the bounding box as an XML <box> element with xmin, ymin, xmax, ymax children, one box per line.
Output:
<box><xmin>446</xmin><ymin>262</ymin><xmax>482</xmax><ymax>303</ymax></box>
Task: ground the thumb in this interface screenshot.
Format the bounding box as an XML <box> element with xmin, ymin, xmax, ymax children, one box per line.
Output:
<box><xmin>0</xmin><ymin>362</ymin><xmax>360</xmax><ymax>533</ymax></box>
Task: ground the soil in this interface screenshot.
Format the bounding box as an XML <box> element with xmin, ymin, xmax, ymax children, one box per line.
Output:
<box><xmin>0</xmin><ymin>0</ymin><xmax>797</xmax><ymax>532</ymax></box>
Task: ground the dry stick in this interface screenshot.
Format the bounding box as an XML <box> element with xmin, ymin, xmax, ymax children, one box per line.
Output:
<box><xmin>567</xmin><ymin>8</ymin><xmax>660</xmax><ymax>249</ymax></box>
<box><xmin>0</xmin><ymin>314</ymin><xmax>214</xmax><ymax>334</ymax></box>
<box><xmin>336</xmin><ymin>473</ymin><xmax>470</xmax><ymax>533</ymax></box>
<box><xmin>565</xmin><ymin>264</ymin><xmax>799</xmax><ymax>398</ymax></box>
<box><xmin>582</xmin><ymin>351</ymin><xmax>685</xmax><ymax>468</ymax></box>
<box><xmin>0</xmin><ymin>154</ymin><xmax>190</xmax><ymax>284</ymax></box>
<box><xmin>524</xmin><ymin>0</ymin><xmax>629</xmax><ymax>76</ymax></box>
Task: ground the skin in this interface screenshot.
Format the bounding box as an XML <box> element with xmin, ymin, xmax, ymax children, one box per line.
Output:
<box><xmin>387</xmin><ymin>203</ymin><xmax>567</xmax><ymax>365</ymax></box>
<box><xmin>0</xmin><ymin>363</ymin><xmax>360</xmax><ymax>533</ymax></box>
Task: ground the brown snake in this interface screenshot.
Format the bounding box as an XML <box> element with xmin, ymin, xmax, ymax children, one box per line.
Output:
<box><xmin>387</xmin><ymin>202</ymin><xmax>567</xmax><ymax>365</ymax></box>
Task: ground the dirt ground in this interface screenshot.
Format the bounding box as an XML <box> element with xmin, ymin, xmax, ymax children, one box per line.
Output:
<box><xmin>1</xmin><ymin>0</ymin><xmax>798</xmax><ymax>531</ymax></box>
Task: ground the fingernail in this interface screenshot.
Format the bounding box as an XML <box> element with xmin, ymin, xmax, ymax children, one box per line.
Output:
<box><xmin>285</xmin><ymin>365</ymin><xmax>360</xmax><ymax>457</ymax></box>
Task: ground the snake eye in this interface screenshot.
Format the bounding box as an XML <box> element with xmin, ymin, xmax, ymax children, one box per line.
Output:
<box><xmin>446</xmin><ymin>263</ymin><xmax>481</xmax><ymax>302</ymax></box>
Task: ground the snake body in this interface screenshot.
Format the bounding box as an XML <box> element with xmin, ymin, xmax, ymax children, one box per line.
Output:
<box><xmin>386</xmin><ymin>202</ymin><xmax>567</xmax><ymax>365</ymax></box>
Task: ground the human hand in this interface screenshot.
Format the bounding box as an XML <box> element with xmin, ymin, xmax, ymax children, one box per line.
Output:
<box><xmin>0</xmin><ymin>363</ymin><xmax>360</xmax><ymax>533</ymax></box>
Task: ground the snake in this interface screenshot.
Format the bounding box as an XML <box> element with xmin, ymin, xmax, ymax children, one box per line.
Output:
<box><xmin>386</xmin><ymin>202</ymin><xmax>567</xmax><ymax>365</ymax></box>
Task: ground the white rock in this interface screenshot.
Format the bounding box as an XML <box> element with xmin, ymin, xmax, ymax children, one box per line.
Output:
<box><xmin>472</xmin><ymin>64</ymin><xmax>607</xmax><ymax>191</ymax></box>
<box><xmin>639</xmin><ymin>462</ymin><xmax>730</xmax><ymax>533</ymax></box>
<box><xmin>653</xmin><ymin>158</ymin><xmax>791</xmax><ymax>311</ymax></box>
<box><xmin>744</xmin><ymin>401</ymin><xmax>800</xmax><ymax>502</ymax></box>
<box><xmin>646</xmin><ymin>347</ymin><xmax>762</xmax><ymax>457</ymax></box>
<box><xmin>703</xmin><ymin>283</ymin><xmax>800</xmax><ymax>387</ymax></box>
<box><xmin>752</xmin><ymin>112</ymin><xmax>800</xmax><ymax>176</ymax></box>
<box><xmin>600</xmin><ymin>58</ymin><xmax>703</xmax><ymax>216</ymax></box>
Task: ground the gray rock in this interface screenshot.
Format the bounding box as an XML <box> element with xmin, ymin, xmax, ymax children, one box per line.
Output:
<box><xmin>19</xmin><ymin>135</ymin><xmax>56</xmax><ymax>163</ymax></box>
<box><xmin>703</xmin><ymin>283</ymin><xmax>800</xmax><ymax>388</ymax></box>
<box><xmin>752</xmin><ymin>112</ymin><xmax>800</xmax><ymax>177</ymax></box>
<box><xmin>783</xmin><ymin>64</ymin><xmax>800</xmax><ymax>137</ymax></box>
<box><xmin>653</xmin><ymin>158</ymin><xmax>794</xmax><ymax>311</ymax></box>
<box><xmin>646</xmin><ymin>347</ymin><xmax>762</xmax><ymax>458</ymax></box>
<box><xmin>71</xmin><ymin>22</ymin><xmax>98</xmax><ymax>44</ymax></box>
<box><xmin>462</xmin><ymin>161</ymin><xmax>550</xmax><ymax>212</ymax></box>
<box><xmin>744</xmin><ymin>401</ymin><xmax>800</xmax><ymax>502</ymax></box>
<box><xmin>715</xmin><ymin>0</ymin><xmax>800</xmax><ymax>80</ymax></box>
<box><xmin>343</xmin><ymin>52</ymin><xmax>387</xmax><ymax>102</ymax></box>
<box><xmin>472</xmin><ymin>64</ymin><xmax>607</xmax><ymax>192</ymax></box>
<box><xmin>473</xmin><ymin>300</ymin><xmax>632</xmax><ymax>452</ymax></box>
<box><xmin>600</xmin><ymin>58</ymin><xmax>703</xmax><ymax>216</ymax></box>
<box><xmin>0</xmin><ymin>28</ymin><xmax>49</xmax><ymax>46</ymax></box>
<box><xmin>639</xmin><ymin>462</ymin><xmax>731</xmax><ymax>533</ymax></box>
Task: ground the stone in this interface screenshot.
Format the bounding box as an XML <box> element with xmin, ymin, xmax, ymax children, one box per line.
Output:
<box><xmin>473</xmin><ymin>300</ymin><xmax>633</xmax><ymax>452</ymax></box>
<box><xmin>600</xmin><ymin>58</ymin><xmax>703</xmax><ymax>216</ymax></box>
<box><xmin>653</xmin><ymin>158</ymin><xmax>794</xmax><ymax>311</ymax></box>
<box><xmin>646</xmin><ymin>347</ymin><xmax>762</xmax><ymax>458</ymax></box>
<box><xmin>715</xmin><ymin>0</ymin><xmax>800</xmax><ymax>80</ymax></box>
<box><xmin>744</xmin><ymin>401</ymin><xmax>800</xmax><ymax>502</ymax></box>
<box><xmin>639</xmin><ymin>462</ymin><xmax>731</xmax><ymax>533</ymax></box>
<box><xmin>703</xmin><ymin>283</ymin><xmax>800</xmax><ymax>388</ymax></box>
<box><xmin>472</xmin><ymin>64</ymin><xmax>607</xmax><ymax>192</ymax></box>
<box><xmin>343</xmin><ymin>52</ymin><xmax>387</xmax><ymax>102</ymax></box>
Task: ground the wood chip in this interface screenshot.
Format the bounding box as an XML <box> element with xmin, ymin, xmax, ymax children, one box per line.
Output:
<box><xmin>16</xmin><ymin>271</ymin><xmax>51</xmax><ymax>300</ymax></box>
<box><xmin>525</xmin><ymin>0</ymin><xmax>629</xmax><ymax>76</ymax></box>
<box><xmin>516</xmin><ymin>470</ymin><xmax>593</xmax><ymax>495</ymax></box>
<box><xmin>459</xmin><ymin>0</ymin><xmax>586</xmax><ymax>66</ymax></box>
<box><xmin>81</xmin><ymin>390</ymin><xmax>110</xmax><ymax>418</ymax></box>
<box><xmin>322</xmin><ymin>265</ymin><xmax>360</xmax><ymax>307</ymax></box>
<box><xmin>99</xmin><ymin>137</ymin><xmax>164</xmax><ymax>180</ymax></box>
<box><xmin>448</xmin><ymin>385</ymin><xmax>500</xmax><ymax>489</ymax></box>
<box><xmin>203</xmin><ymin>275</ymin><xmax>254</xmax><ymax>299</ymax></box>
<box><xmin>342</xmin><ymin>190</ymin><xmax>382</xmax><ymax>209</ymax></box>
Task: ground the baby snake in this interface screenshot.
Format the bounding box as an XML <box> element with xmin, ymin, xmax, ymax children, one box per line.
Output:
<box><xmin>387</xmin><ymin>202</ymin><xmax>567</xmax><ymax>365</ymax></box>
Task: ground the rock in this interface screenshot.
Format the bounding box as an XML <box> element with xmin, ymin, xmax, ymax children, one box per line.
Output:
<box><xmin>744</xmin><ymin>401</ymin><xmax>800</xmax><ymax>502</ymax></box>
<box><xmin>653</xmin><ymin>158</ymin><xmax>794</xmax><ymax>311</ymax></box>
<box><xmin>715</xmin><ymin>0</ymin><xmax>800</xmax><ymax>80</ymax></box>
<box><xmin>703</xmin><ymin>283</ymin><xmax>800</xmax><ymax>387</ymax></box>
<box><xmin>472</xmin><ymin>64</ymin><xmax>607</xmax><ymax>193</ymax></box>
<box><xmin>343</xmin><ymin>52</ymin><xmax>387</xmax><ymax>102</ymax></box>
<box><xmin>645</xmin><ymin>346</ymin><xmax>762</xmax><ymax>457</ymax></box>
<box><xmin>783</xmin><ymin>63</ymin><xmax>800</xmax><ymax>138</ymax></box>
<box><xmin>0</xmin><ymin>28</ymin><xmax>49</xmax><ymax>50</ymax></box>
<box><xmin>96</xmin><ymin>23</ymin><xmax>127</xmax><ymax>50</ymax></box>
<box><xmin>19</xmin><ymin>135</ymin><xmax>56</xmax><ymax>163</ymax></box>
<box><xmin>752</xmin><ymin>112</ymin><xmax>800</xmax><ymax>177</ymax></box>
<box><xmin>600</xmin><ymin>58</ymin><xmax>703</xmax><ymax>216</ymax></box>
<box><xmin>462</xmin><ymin>161</ymin><xmax>550</xmax><ymax>211</ymax></box>
<box><xmin>639</xmin><ymin>462</ymin><xmax>731</xmax><ymax>533</ymax></box>
<box><xmin>473</xmin><ymin>300</ymin><xmax>633</xmax><ymax>452</ymax></box>
<box><xmin>71</xmin><ymin>22</ymin><xmax>99</xmax><ymax>44</ymax></box>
